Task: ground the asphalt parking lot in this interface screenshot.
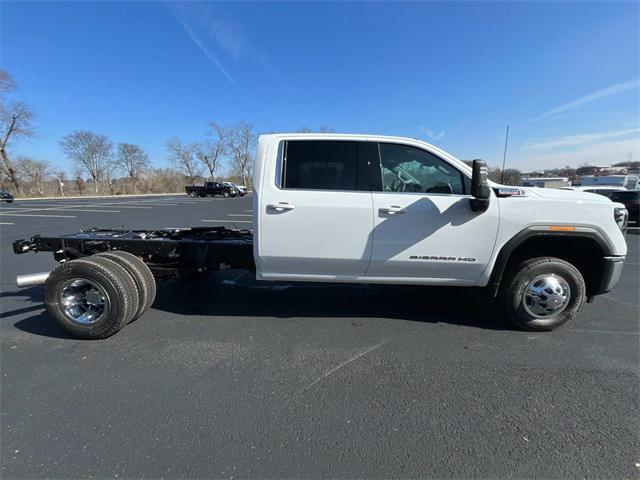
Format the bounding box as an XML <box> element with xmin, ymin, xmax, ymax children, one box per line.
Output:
<box><xmin>1</xmin><ymin>194</ymin><xmax>638</xmax><ymax>479</ymax></box>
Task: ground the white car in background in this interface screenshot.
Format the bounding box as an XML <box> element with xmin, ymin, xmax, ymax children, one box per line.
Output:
<box><xmin>561</xmin><ymin>186</ymin><xmax>627</xmax><ymax>198</ymax></box>
<box><xmin>222</xmin><ymin>182</ymin><xmax>247</xmax><ymax>196</ymax></box>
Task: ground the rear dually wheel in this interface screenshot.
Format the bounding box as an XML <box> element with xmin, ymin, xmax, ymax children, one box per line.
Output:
<box><xmin>43</xmin><ymin>256</ymin><xmax>140</xmax><ymax>339</ymax></box>
<box><xmin>95</xmin><ymin>251</ymin><xmax>156</xmax><ymax>322</ymax></box>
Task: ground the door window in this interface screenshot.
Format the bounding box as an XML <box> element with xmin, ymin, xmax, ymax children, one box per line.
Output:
<box><xmin>283</xmin><ymin>141</ymin><xmax>358</xmax><ymax>190</ymax></box>
<box><xmin>378</xmin><ymin>143</ymin><xmax>466</xmax><ymax>195</ymax></box>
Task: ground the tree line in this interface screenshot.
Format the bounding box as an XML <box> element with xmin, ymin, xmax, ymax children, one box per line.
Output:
<box><xmin>0</xmin><ymin>69</ymin><xmax>261</xmax><ymax>197</ymax></box>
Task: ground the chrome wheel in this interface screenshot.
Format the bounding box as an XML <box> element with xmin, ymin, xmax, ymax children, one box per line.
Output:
<box><xmin>522</xmin><ymin>274</ymin><xmax>571</xmax><ymax>318</ymax></box>
<box><xmin>59</xmin><ymin>278</ymin><xmax>110</xmax><ymax>325</ymax></box>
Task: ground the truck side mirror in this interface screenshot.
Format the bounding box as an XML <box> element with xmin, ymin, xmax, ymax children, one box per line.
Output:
<box><xmin>470</xmin><ymin>159</ymin><xmax>491</xmax><ymax>213</ymax></box>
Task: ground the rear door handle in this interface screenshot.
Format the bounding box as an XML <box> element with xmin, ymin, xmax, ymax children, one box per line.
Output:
<box><xmin>267</xmin><ymin>202</ymin><xmax>295</xmax><ymax>211</ymax></box>
<box><xmin>379</xmin><ymin>206</ymin><xmax>405</xmax><ymax>215</ymax></box>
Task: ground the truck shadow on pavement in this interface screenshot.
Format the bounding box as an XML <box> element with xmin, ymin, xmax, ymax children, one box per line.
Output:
<box><xmin>2</xmin><ymin>287</ymin><xmax>74</xmax><ymax>339</ymax></box>
<box><xmin>151</xmin><ymin>271</ymin><xmax>515</xmax><ymax>331</ymax></box>
<box><xmin>8</xmin><ymin>271</ymin><xmax>515</xmax><ymax>339</ymax></box>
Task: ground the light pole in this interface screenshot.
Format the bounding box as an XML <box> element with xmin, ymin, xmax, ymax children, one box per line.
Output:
<box><xmin>501</xmin><ymin>125</ymin><xmax>510</xmax><ymax>184</ymax></box>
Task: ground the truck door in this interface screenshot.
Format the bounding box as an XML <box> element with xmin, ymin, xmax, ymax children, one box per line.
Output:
<box><xmin>367</xmin><ymin>142</ymin><xmax>499</xmax><ymax>282</ymax></box>
<box><xmin>257</xmin><ymin>139</ymin><xmax>374</xmax><ymax>280</ymax></box>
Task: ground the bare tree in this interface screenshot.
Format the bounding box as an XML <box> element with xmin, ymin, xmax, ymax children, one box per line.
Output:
<box><xmin>15</xmin><ymin>157</ymin><xmax>51</xmax><ymax>196</ymax></box>
<box><xmin>116</xmin><ymin>143</ymin><xmax>150</xmax><ymax>193</ymax></box>
<box><xmin>166</xmin><ymin>138</ymin><xmax>202</xmax><ymax>184</ymax></box>
<box><xmin>0</xmin><ymin>70</ymin><xmax>17</xmax><ymax>93</ymax></box>
<box><xmin>146</xmin><ymin>167</ymin><xmax>184</xmax><ymax>193</ymax></box>
<box><xmin>0</xmin><ymin>70</ymin><xmax>35</xmax><ymax>193</ymax></box>
<box><xmin>488</xmin><ymin>167</ymin><xmax>521</xmax><ymax>186</ymax></box>
<box><xmin>53</xmin><ymin>169</ymin><xmax>66</xmax><ymax>196</ymax></box>
<box><xmin>212</xmin><ymin>121</ymin><xmax>256</xmax><ymax>186</ymax></box>
<box><xmin>102</xmin><ymin>158</ymin><xmax>119</xmax><ymax>195</ymax></box>
<box><xmin>59</xmin><ymin>131</ymin><xmax>113</xmax><ymax>194</ymax></box>
<box><xmin>73</xmin><ymin>170</ymin><xmax>86</xmax><ymax>195</ymax></box>
<box><xmin>295</xmin><ymin>126</ymin><xmax>335</xmax><ymax>133</ymax></box>
<box><xmin>195</xmin><ymin>137</ymin><xmax>223</xmax><ymax>181</ymax></box>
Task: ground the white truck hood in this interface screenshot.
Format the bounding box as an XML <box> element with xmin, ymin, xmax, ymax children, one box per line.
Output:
<box><xmin>494</xmin><ymin>184</ymin><xmax>613</xmax><ymax>204</ymax></box>
<box><xmin>525</xmin><ymin>187</ymin><xmax>613</xmax><ymax>203</ymax></box>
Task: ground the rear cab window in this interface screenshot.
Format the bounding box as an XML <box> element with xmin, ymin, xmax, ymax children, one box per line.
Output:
<box><xmin>281</xmin><ymin>140</ymin><xmax>369</xmax><ymax>191</ymax></box>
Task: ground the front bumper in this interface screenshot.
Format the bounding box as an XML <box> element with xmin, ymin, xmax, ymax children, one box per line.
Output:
<box><xmin>592</xmin><ymin>256</ymin><xmax>625</xmax><ymax>297</ymax></box>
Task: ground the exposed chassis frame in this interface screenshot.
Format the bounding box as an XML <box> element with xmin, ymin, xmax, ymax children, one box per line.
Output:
<box><xmin>13</xmin><ymin>226</ymin><xmax>255</xmax><ymax>279</ymax></box>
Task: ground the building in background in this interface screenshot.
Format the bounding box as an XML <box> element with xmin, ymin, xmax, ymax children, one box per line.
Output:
<box><xmin>520</xmin><ymin>177</ymin><xmax>571</xmax><ymax>188</ymax></box>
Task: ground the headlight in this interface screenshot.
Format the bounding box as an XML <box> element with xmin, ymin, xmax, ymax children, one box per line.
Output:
<box><xmin>614</xmin><ymin>207</ymin><xmax>628</xmax><ymax>231</ymax></box>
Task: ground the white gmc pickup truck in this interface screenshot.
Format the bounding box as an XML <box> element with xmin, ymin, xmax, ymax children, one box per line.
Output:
<box><xmin>14</xmin><ymin>134</ymin><xmax>628</xmax><ymax>338</ymax></box>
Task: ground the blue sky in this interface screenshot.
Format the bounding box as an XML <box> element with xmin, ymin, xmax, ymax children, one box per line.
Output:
<box><xmin>2</xmin><ymin>1</ymin><xmax>639</xmax><ymax>172</ymax></box>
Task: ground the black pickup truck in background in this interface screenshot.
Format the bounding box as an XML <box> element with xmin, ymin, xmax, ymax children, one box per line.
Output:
<box><xmin>185</xmin><ymin>182</ymin><xmax>237</xmax><ymax>198</ymax></box>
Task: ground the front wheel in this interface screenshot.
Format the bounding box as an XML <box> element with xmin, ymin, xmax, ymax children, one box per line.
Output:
<box><xmin>223</xmin><ymin>191</ymin><xmax>230</xmax><ymax>198</ymax></box>
<box><xmin>501</xmin><ymin>256</ymin><xmax>586</xmax><ymax>331</ymax></box>
<box><xmin>189</xmin><ymin>191</ymin><xmax>198</xmax><ymax>198</ymax></box>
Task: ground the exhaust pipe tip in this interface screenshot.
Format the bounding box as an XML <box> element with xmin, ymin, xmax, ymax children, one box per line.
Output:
<box><xmin>16</xmin><ymin>272</ymin><xmax>50</xmax><ymax>288</ymax></box>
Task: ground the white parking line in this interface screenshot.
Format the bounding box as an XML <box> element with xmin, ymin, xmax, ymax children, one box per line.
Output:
<box><xmin>99</xmin><ymin>205</ymin><xmax>153</xmax><ymax>209</ymax></box>
<box><xmin>0</xmin><ymin>206</ymin><xmax>122</xmax><ymax>214</ymax></box>
<box><xmin>0</xmin><ymin>203</ymin><xmax>74</xmax><ymax>208</ymax></box>
<box><xmin>4</xmin><ymin>207</ymin><xmax>121</xmax><ymax>213</ymax></box>
<box><xmin>0</xmin><ymin>213</ymin><xmax>76</xmax><ymax>218</ymax></box>
<box><xmin>20</xmin><ymin>202</ymin><xmax>151</xmax><ymax>209</ymax></box>
<box><xmin>127</xmin><ymin>202</ymin><xmax>179</xmax><ymax>206</ymax></box>
<box><xmin>0</xmin><ymin>222</ymin><xmax>14</xmax><ymax>225</ymax></box>
<box><xmin>228</xmin><ymin>214</ymin><xmax>252</xmax><ymax>217</ymax></box>
<box><xmin>202</xmin><ymin>219</ymin><xmax>252</xmax><ymax>223</ymax></box>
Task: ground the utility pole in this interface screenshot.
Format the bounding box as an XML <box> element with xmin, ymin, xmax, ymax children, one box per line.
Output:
<box><xmin>501</xmin><ymin>125</ymin><xmax>510</xmax><ymax>184</ymax></box>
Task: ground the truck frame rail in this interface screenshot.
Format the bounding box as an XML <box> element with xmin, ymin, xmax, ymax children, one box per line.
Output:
<box><xmin>13</xmin><ymin>226</ymin><xmax>255</xmax><ymax>279</ymax></box>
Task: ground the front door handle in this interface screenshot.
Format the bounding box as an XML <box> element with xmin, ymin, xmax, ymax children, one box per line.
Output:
<box><xmin>379</xmin><ymin>206</ymin><xmax>406</xmax><ymax>215</ymax></box>
<box><xmin>267</xmin><ymin>202</ymin><xmax>295</xmax><ymax>212</ymax></box>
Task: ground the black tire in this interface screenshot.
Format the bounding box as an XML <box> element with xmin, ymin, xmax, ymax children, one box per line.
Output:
<box><xmin>95</xmin><ymin>251</ymin><xmax>156</xmax><ymax>322</ymax></box>
<box><xmin>190</xmin><ymin>191</ymin><xmax>198</xmax><ymax>198</ymax></box>
<box><xmin>223</xmin><ymin>191</ymin><xmax>230</xmax><ymax>198</ymax></box>
<box><xmin>501</xmin><ymin>256</ymin><xmax>586</xmax><ymax>331</ymax></box>
<box><xmin>43</xmin><ymin>256</ymin><xmax>140</xmax><ymax>339</ymax></box>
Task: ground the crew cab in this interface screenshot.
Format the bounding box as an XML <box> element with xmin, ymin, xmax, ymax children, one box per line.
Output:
<box><xmin>13</xmin><ymin>134</ymin><xmax>628</xmax><ymax>339</ymax></box>
<box><xmin>185</xmin><ymin>181</ymin><xmax>236</xmax><ymax>198</ymax></box>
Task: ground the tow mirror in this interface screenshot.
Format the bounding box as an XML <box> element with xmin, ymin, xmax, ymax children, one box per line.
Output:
<box><xmin>470</xmin><ymin>159</ymin><xmax>490</xmax><ymax>213</ymax></box>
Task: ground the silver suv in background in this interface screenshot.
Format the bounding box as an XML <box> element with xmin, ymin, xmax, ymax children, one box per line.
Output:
<box><xmin>222</xmin><ymin>182</ymin><xmax>247</xmax><ymax>196</ymax></box>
